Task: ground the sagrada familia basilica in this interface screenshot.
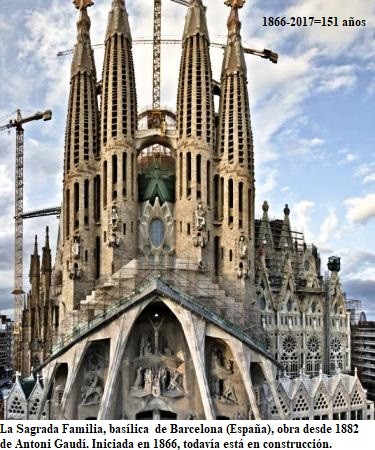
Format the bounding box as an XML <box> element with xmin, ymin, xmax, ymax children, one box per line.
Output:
<box><xmin>5</xmin><ymin>0</ymin><xmax>374</xmax><ymax>420</ymax></box>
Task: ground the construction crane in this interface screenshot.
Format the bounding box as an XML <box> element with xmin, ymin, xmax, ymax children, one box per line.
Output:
<box><xmin>0</xmin><ymin>109</ymin><xmax>52</xmax><ymax>373</ymax></box>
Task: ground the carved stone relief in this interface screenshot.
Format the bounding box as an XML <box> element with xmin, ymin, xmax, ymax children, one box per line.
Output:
<box><xmin>138</xmin><ymin>197</ymin><xmax>175</xmax><ymax>260</ymax></box>
<box><xmin>130</xmin><ymin>313</ymin><xmax>185</xmax><ymax>400</ymax></box>
<box><xmin>79</xmin><ymin>351</ymin><xmax>105</xmax><ymax>406</ymax></box>
<box><xmin>209</xmin><ymin>348</ymin><xmax>238</xmax><ymax>404</ymax></box>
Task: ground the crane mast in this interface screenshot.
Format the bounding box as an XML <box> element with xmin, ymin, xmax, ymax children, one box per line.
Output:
<box><xmin>0</xmin><ymin>109</ymin><xmax>52</xmax><ymax>374</ymax></box>
<box><xmin>13</xmin><ymin>111</ymin><xmax>24</xmax><ymax>374</ymax></box>
<box><xmin>153</xmin><ymin>0</ymin><xmax>162</xmax><ymax>110</ymax></box>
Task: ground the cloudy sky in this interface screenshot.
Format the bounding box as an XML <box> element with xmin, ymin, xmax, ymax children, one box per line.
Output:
<box><xmin>0</xmin><ymin>0</ymin><xmax>374</xmax><ymax>319</ymax></box>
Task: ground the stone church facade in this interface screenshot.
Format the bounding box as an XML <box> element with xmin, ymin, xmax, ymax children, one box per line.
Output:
<box><xmin>6</xmin><ymin>0</ymin><xmax>373</xmax><ymax>420</ymax></box>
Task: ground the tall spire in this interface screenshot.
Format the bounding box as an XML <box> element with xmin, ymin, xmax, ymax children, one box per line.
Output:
<box><xmin>41</xmin><ymin>226</ymin><xmax>51</xmax><ymax>275</ymax></box>
<box><xmin>215</xmin><ymin>0</ymin><xmax>255</xmax><ymax>293</ymax></box>
<box><xmin>218</xmin><ymin>0</ymin><xmax>253</xmax><ymax>170</ymax></box>
<box><xmin>101</xmin><ymin>0</ymin><xmax>137</xmax><ymax>146</ymax></box>
<box><xmin>177</xmin><ymin>0</ymin><xmax>214</xmax><ymax>143</ymax></box>
<box><xmin>99</xmin><ymin>0</ymin><xmax>138</xmax><ymax>276</ymax></box>
<box><xmin>61</xmin><ymin>1</ymin><xmax>100</xmax><ymax>311</ymax></box>
<box><xmin>64</xmin><ymin>0</ymin><xmax>99</xmax><ymax>173</ymax></box>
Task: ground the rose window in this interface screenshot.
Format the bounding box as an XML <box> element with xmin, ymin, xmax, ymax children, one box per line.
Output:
<box><xmin>330</xmin><ymin>338</ymin><xmax>342</xmax><ymax>355</ymax></box>
<box><xmin>307</xmin><ymin>336</ymin><xmax>320</xmax><ymax>354</ymax></box>
<box><xmin>282</xmin><ymin>336</ymin><xmax>297</xmax><ymax>354</ymax></box>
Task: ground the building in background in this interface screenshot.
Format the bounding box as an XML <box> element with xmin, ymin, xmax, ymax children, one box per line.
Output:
<box><xmin>351</xmin><ymin>314</ymin><xmax>375</xmax><ymax>402</ymax></box>
<box><xmin>5</xmin><ymin>0</ymin><xmax>373</xmax><ymax>420</ymax></box>
<box><xmin>0</xmin><ymin>315</ymin><xmax>13</xmax><ymax>384</ymax></box>
<box><xmin>0</xmin><ymin>314</ymin><xmax>13</xmax><ymax>418</ymax></box>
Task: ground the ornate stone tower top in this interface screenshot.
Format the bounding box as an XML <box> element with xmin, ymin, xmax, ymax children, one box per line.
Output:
<box><xmin>73</xmin><ymin>0</ymin><xmax>94</xmax><ymax>9</ymax></box>
<box><xmin>218</xmin><ymin>0</ymin><xmax>253</xmax><ymax>170</ymax></box>
<box><xmin>65</xmin><ymin>1</ymin><xmax>98</xmax><ymax>173</ymax></box>
<box><xmin>177</xmin><ymin>0</ymin><xmax>214</xmax><ymax>142</ymax></box>
<box><xmin>222</xmin><ymin>0</ymin><xmax>247</xmax><ymax>74</ymax></box>
<box><xmin>71</xmin><ymin>1</ymin><xmax>96</xmax><ymax>76</ymax></box>
<box><xmin>101</xmin><ymin>0</ymin><xmax>137</xmax><ymax>146</ymax></box>
<box><xmin>105</xmin><ymin>0</ymin><xmax>132</xmax><ymax>41</ymax></box>
<box><xmin>182</xmin><ymin>0</ymin><xmax>209</xmax><ymax>40</ymax></box>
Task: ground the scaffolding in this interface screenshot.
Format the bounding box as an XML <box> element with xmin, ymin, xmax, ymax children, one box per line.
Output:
<box><xmin>51</xmin><ymin>259</ymin><xmax>267</xmax><ymax>358</ymax></box>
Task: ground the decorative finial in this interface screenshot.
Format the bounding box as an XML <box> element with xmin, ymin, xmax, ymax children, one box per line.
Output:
<box><xmin>284</xmin><ymin>204</ymin><xmax>290</xmax><ymax>216</ymax></box>
<box><xmin>224</xmin><ymin>0</ymin><xmax>245</xmax><ymax>8</ymax></box>
<box><xmin>262</xmin><ymin>200</ymin><xmax>269</xmax><ymax>212</ymax></box>
<box><xmin>73</xmin><ymin>0</ymin><xmax>94</xmax><ymax>10</ymax></box>
<box><xmin>46</xmin><ymin>226</ymin><xmax>49</xmax><ymax>237</ymax></box>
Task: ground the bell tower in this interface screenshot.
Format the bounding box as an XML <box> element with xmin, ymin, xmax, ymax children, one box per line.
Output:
<box><xmin>61</xmin><ymin>0</ymin><xmax>99</xmax><ymax>310</ymax></box>
<box><xmin>99</xmin><ymin>0</ymin><xmax>138</xmax><ymax>276</ymax></box>
<box><xmin>216</xmin><ymin>0</ymin><xmax>255</xmax><ymax>288</ymax></box>
<box><xmin>175</xmin><ymin>0</ymin><xmax>215</xmax><ymax>269</ymax></box>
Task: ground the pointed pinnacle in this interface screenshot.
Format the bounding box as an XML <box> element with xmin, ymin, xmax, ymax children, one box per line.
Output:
<box><xmin>33</xmin><ymin>235</ymin><xmax>38</xmax><ymax>255</ymax></box>
<box><xmin>183</xmin><ymin>0</ymin><xmax>209</xmax><ymax>41</ymax></box>
<box><xmin>73</xmin><ymin>0</ymin><xmax>94</xmax><ymax>10</ymax></box>
<box><xmin>106</xmin><ymin>0</ymin><xmax>131</xmax><ymax>41</ymax></box>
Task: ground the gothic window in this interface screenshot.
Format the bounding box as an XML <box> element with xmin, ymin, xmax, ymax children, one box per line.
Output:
<box><xmin>74</xmin><ymin>182</ymin><xmax>79</xmax><ymax>229</ymax></box>
<box><xmin>351</xmin><ymin>390</ymin><xmax>363</xmax><ymax>407</ymax></box>
<box><xmin>281</xmin><ymin>336</ymin><xmax>298</xmax><ymax>377</ymax></box>
<box><xmin>84</xmin><ymin>179</ymin><xmax>89</xmax><ymax>225</ymax></box>
<box><xmin>196</xmin><ymin>154</ymin><xmax>201</xmax><ymax>199</ymax></box>
<box><xmin>186</xmin><ymin>152</ymin><xmax>191</xmax><ymax>198</ymax></box>
<box><xmin>238</xmin><ymin>182</ymin><xmax>243</xmax><ymax>228</ymax></box>
<box><xmin>122</xmin><ymin>152</ymin><xmax>127</xmax><ymax>197</ymax></box>
<box><xmin>228</xmin><ymin>178</ymin><xmax>233</xmax><ymax>225</ymax></box>
<box><xmin>330</xmin><ymin>337</ymin><xmax>343</xmax><ymax>371</ymax></box>
<box><xmin>258</xmin><ymin>296</ymin><xmax>266</xmax><ymax>311</ymax></box>
<box><xmin>8</xmin><ymin>395</ymin><xmax>26</xmax><ymax>417</ymax></box>
<box><xmin>65</xmin><ymin>189</ymin><xmax>70</xmax><ymax>238</ymax></box>
<box><xmin>270</xmin><ymin>395</ymin><xmax>289</xmax><ymax>417</ymax></box>
<box><xmin>29</xmin><ymin>396</ymin><xmax>41</xmax><ymax>419</ymax></box>
<box><xmin>333</xmin><ymin>391</ymin><xmax>347</xmax><ymax>409</ymax></box>
<box><xmin>112</xmin><ymin>154</ymin><xmax>118</xmax><ymax>185</ymax></box>
<box><xmin>330</xmin><ymin>337</ymin><xmax>341</xmax><ymax>354</ymax></box>
<box><xmin>94</xmin><ymin>175</ymin><xmax>101</xmax><ymax>221</ymax></box>
<box><xmin>287</xmin><ymin>298</ymin><xmax>292</xmax><ymax>312</ymax></box>
<box><xmin>314</xmin><ymin>392</ymin><xmax>329</xmax><ymax>411</ymax></box>
<box><xmin>103</xmin><ymin>161</ymin><xmax>108</xmax><ymax>208</ymax></box>
<box><xmin>306</xmin><ymin>336</ymin><xmax>321</xmax><ymax>375</ymax></box>
<box><xmin>149</xmin><ymin>219</ymin><xmax>164</xmax><ymax>248</ymax></box>
<box><xmin>282</xmin><ymin>336</ymin><xmax>296</xmax><ymax>354</ymax></box>
<box><xmin>293</xmin><ymin>393</ymin><xmax>309</xmax><ymax>413</ymax></box>
<box><xmin>206</xmin><ymin>160</ymin><xmax>210</xmax><ymax>206</ymax></box>
<box><xmin>179</xmin><ymin>153</ymin><xmax>183</xmax><ymax>199</ymax></box>
<box><xmin>307</xmin><ymin>337</ymin><xmax>320</xmax><ymax>354</ymax></box>
<box><xmin>131</xmin><ymin>154</ymin><xmax>135</xmax><ymax>199</ymax></box>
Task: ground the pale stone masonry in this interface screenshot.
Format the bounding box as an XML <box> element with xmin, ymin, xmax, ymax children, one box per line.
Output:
<box><xmin>12</xmin><ymin>0</ymin><xmax>373</xmax><ymax>420</ymax></box>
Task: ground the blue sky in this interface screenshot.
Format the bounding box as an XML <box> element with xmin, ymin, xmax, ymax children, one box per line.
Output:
<box><xmin>0</xmin><ymin>0</ymin><xmax>374</xmax><ymax>318</ymax></box>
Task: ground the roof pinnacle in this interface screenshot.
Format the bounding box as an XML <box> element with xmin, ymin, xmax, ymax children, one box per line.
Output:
<box><xmin>183</xmin><ymin>0</ymin><xmax>209</xmax><ymax>41</ymax></box>
<box><xmin>105</xmin><ymin>0</ymin><xmax>131</xmax><ymax>41</ymax></box>
<box><xmin>222</xmin><ymin>0</ymin><xmax>246</xmax><ymax>74</ymax></box>
<box><xmin>71</xmin><ymin>0</ymin><xmax>95</xmax><ymax>76</ymax></box>
<box><xmin>33</xmin><ymin>235</ymin><xmax>38</xmax><ymax>255</ymax></box>
<box><xmin>73</xmin><ymin>0</ymin><xmax>94</xmax><ymax>10</ymax></box>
